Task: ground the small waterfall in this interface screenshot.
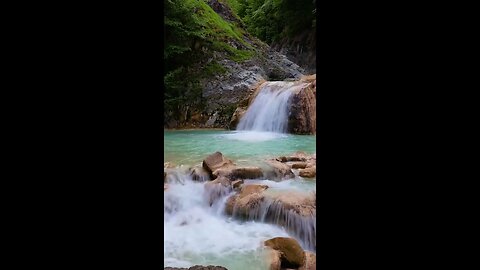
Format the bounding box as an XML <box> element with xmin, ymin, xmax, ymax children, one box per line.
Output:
<box><xmin>237</xmin><ymin>81</ymin><xmax>309</xmax><ymax>133</ymax></box>
<box><xmin>230</xmin><ymin>193</ymin><xmax>316</xmax><ymax>251</ymax></box>
<box><xmin>164</xmin><ymin>170</ymin><xmax>292</xmax><ymax>269</ymax></box>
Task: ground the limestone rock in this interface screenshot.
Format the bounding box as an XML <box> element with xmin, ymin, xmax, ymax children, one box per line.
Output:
<box><xmin>299</xmin><ymin>251</ymin><xmax>316</xmax><ymax>270</ymax></box>
<box><xmin>225</xmin><ymin>184</ymin><xmax>268</xmax><ymax>215</ymax></box>
<box><xmin>290</xmin><ymin>162</ymin><xmax>307</xmax><ymax>169</ymax></box>
<box><xmin>231</xmin><ymin>179</ymin><xmax>244</xmax><ymax>190</ymax></box>
<box><xmin>265</xmin><ymin>159</ymin><xmax>295</xmax><ymax>180</ymax></box>
<box><xmin>189</xmin><ymin>166</ymin><xmax>211</xmax><ymax>182</ymax></box>
<box><xmin>299</xmin><ymin>166</ymin><xmax>316</xmax><ymax>178</ymax></box>
<box><xmin>264</xmin><ymin>237</ymin><xmax>306</xmax><ymax>268</ymax></box>
<box><xmin>202</xmin><ymin>152</ymin><xmax>235</xmax><ymax>178</ymax></box>
<box><xmin>214</xmin><ymin>166</ymin><xmax>263</xmax><ymax>180</ymax></box>
<box><xmin>265</xmin><ymin>247</ymin><xmax>282</xmax><ymax>270</ymax></box>
<box><xmin>287</xmin><ymin>82</ymin><xmax>316</xmax><ymax>135</ymax></box>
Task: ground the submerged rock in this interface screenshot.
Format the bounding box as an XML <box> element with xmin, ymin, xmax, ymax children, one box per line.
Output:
<box><xmin>264</xmin><ymin>237</ymin><xmax>306</xmax><ymax>268</ymax></box>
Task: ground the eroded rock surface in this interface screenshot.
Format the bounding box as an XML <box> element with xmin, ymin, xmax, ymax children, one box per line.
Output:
<box><xmin>264</xmin><ymin>237</ymin><xmax>306</xmax><ymax>268</ymax></box>
<box><xmin>287</xmin><ymin>78</ymin><xmax>316</xmax><ymax>135</ymax></box>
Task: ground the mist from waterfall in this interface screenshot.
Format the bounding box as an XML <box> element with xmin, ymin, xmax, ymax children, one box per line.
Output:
<box><xmin>237</xmin><ymin>81</ymin><xmax>309</xmax><ymax>133</ymax></box>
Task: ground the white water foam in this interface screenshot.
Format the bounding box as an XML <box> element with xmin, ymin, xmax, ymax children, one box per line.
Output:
<box><xmin>164</xmin><ymin>172</ymin><xmax>291</xmax><ymax>269</ymax></box>
<box><xmin>221</xmin><ymin>131</ymin><xmax>288</xmax><ymax>142</ymax></box>
<box><xmin>237</xmin><ymin>81</ymin><xmax>309</xmax><ymax>133</ymax></box>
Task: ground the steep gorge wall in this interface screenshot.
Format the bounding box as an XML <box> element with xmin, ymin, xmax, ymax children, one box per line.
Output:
<box><xmin>164</xmin><ymin>0</ymin><xmax>306</xmax><ymax>130</ymax></box>
<box><xmin>271</xmin><ymin>29</ymin><xmax>316</xmax><ymax>75</ymax></box>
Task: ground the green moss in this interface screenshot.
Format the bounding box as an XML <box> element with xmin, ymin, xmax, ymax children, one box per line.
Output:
<box><xmin>204</xmin><ymin>61</ymin><xmax>228</xmax><ymax>76</ymax></box>
<box><xmin>211</xmin><ymin>41</ymin><xmax>254</xmax><ymax>62</ymax></box>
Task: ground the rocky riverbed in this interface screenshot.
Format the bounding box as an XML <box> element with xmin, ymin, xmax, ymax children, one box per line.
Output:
<box><xmin>164</xmin><ymin>151</ymin><xmax>316</xmax><ymax>270</ymax></box>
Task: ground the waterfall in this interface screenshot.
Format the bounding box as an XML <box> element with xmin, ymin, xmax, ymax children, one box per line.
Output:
<box><xmin>237</xmin><ymin>81</ymin><xmax>309</xmax><ymax>133</ymax></box>
<box><xmin>230</xmin><ymin>193</ymin><xmax>316</xmax><ymax>252</ymax></box>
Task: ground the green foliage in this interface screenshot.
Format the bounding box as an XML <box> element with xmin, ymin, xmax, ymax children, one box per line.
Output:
<box><xmin>164</xmin><ymin>0</ymin><xmax>257</xmax><ymax>117</ymax></box>
<box><xmin>204</xmin><ymin>61</ymin><xmax>228</xmax><ymax>76</ymax></box>
<box><xmin>164</xmin><ymin>0</ymin><xmax>317</xmax><ymax>120</ymax></box>
<box><xmin>233</xmin><ymin>0</ymin><xmax>316</xmax><ymax>44</ymax></box>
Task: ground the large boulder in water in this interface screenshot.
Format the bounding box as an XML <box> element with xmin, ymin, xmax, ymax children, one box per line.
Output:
<box><xmin>299</xmin><ymin>251</ymin><xmax>316</xmax><ymax>270</ymax></box>
<box><xmin>264</xmin><ymin>237</ymin><xmax>306</xmax><ymax>268</ymax></box>
<box><xmin>189</xmin><ymin>166</ymin><xmax>211</xmax><ymax>182</ymax></box>
<box><xmin>214</xmin><ymin>166</ymin><xmax>263</xmax><ymax>180</ymax></box>
<box><xmin>264</xmin><ymin>159</ymin><xmax>295</xmax><ymax>180</ymax></box>
<box><xmin>264</xmin><ymin>247</ymin><xmax>282</xmax><ymax>270</ymax></box>
<box><xmin>225</xmin><ymin>184</ymin><xmax>268</xmax><ymax>215</ymax></box>
<box><xmin>299</xmin><ymin>166</ymin><xmax>316</xmax><ymax>178</ymax></box>
<box><xmin>202</xmin><ymin>152</ymin><xmax>263</xmax><ymax>180</ymax></box>
<box><xmin>226</xmin><ymin>188</ymin><xmax>316</xmax><ymax>251</ymax></box>
<box><xmin>202</xmin><ymin>152</ymin><xmax>235</xmax><ymax>178</ymax></box>
<box><xmin>288</xmin><ymin>79</ymin><xmax>316</xmax><ymax>135</ymax></box>
<box><xmin>204</xmin><ymin>176</ymin><xmax>232</xmax><ymax>205</ymax></box>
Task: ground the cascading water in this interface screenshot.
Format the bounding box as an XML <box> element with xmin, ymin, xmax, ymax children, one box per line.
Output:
<box><xmin>164</xmin><ymin>171</ymin><xmax>292</xmax><ymax>270</ymax></box>
<box><xmin>164</xmin><ymin>169</ymin><xmax>316</xmax><ymax>269</ymax></box>
<box><xmin>237</xmin><ymin>81</ymin><xmax>309</xmax><ymax>133</ymax></box>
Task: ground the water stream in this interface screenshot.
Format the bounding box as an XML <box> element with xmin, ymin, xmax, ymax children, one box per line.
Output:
<box><xmin>164</xmin><ymin>81</ymin><xmax>316</xmax><ymax>270</ymax></box>
<box><xmin>164</xmin><ymin>130</ymin><xmax>316</xmax><ymax>269</ymax></box>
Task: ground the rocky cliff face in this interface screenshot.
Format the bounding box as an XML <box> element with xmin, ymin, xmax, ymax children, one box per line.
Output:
<box><xmin>271</xmin><ymin>29</ymin><xmax>316</xmax><ymax>75</ymax></box>
<box><xmin>164</xmin><ymin>0</ymin><xmax>307</xmax><ymax>129</ymax></box>
<box><xmin>288</xmin><ymin>75</ymin><xmax>316</xmax><ymax>134</ymax></box>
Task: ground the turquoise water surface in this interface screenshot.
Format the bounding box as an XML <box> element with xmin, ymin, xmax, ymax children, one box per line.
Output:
<box><xmin>164</xmin><ymin>129</ymin><xmax>316</xmax><ymax>269</ymax></box>
<box><xmin>164</xmin><ymin>129</ymin><xmax>316</xmax><ymax>167</ymax></box>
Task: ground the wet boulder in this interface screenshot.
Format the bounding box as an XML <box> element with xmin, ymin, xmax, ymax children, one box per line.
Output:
<box><xmin>216</xmin><ymin>166</ymin><xmax>263</xmax><ymax>180</ymax></box>
<box><xmin>231</xmin><ymin>179</ymin><xmax>244</xmax><ymax>190</ymax></box>
<box><xmin>299</xmin><ymin>251</ymin><xmax>316</xmax><ymax>270</ymax></box>
<box><xmin>265</xmin><ymin>247</ymin><xmax>282</xmax><ymax>270</ymax></box>
<box><xmin>202</xmin><ymin>152</ymin><xmax>235</xmax><ymax>178</ymax></box>
<box><xmin>299</xmin><ymin>166</ymin><xmax>316</xmax><ymax>178</ymax></box>
<box><xmin>228</xmin><ymin>107</ymin><xmax>247</xmax><ymax>130</ymax></box>
<box><xmin>264</xmin><ymin>237</ymin><xmax>306</xmax><ymax>268</ymax></box>
<box><xmin>267</xmin><ymin>192</ymin><xmax>316</xmax><ymax>217</ymax></box>
<box><xmin>225</xmin><ymin>184</ymin><xmax>268</xmax><ymax>215</ymax></box>
<box><xmin>287</xmin><ymin>82</ymin><xmax>316</xmax><ymax>135</ymax></box>
<box><xmin>265</xmin><ymin>159</ymin><xmax>295</xmax><ymax>180</ymax></box>
<box><xmin>290</xmin><ymin>162</ymin><xmax>307</xmax><ymax>169</ymax></box>
<box><xmin>190</xmin><ymin>166</ymin><xmax>211</xmax><ymax>182</ymax></box>
<box><xmin>204</xmin><ymin>176</ymin><xmax>232</xmax><ymax>205</ymax></box>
